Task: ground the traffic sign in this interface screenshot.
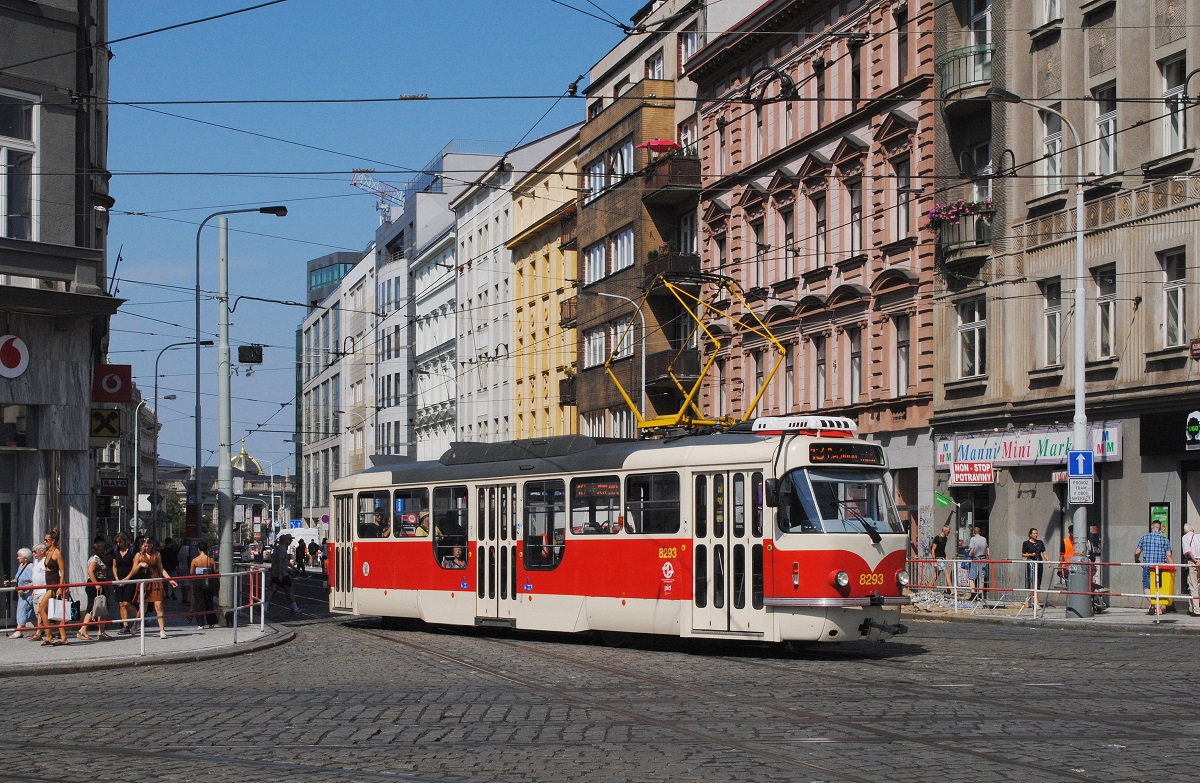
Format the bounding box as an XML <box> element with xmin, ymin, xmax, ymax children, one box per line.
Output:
<box><xmin>1069</xmin><ymin>477</ymin><xmax>1094</xmax><ymax>505</ymax></box>
<box><xmin>1067</xmin><ymin>450</ymin><xmax>1093</xmax><ymax>479</ymax></box>
<box><xmin>147</xmin><ymin>491</ymin><xmax>163</xmax><ymax>507</ymax></box>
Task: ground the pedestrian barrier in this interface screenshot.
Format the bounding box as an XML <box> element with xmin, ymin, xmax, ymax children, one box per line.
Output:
<box><xmin>908</xmin><ymin>557</ymin><xmax>1195</xmax><ymax>619</ymax></box>
<box><xmin>1</xmin><ymin>566</ymin><xmax>269</xmax><ymax>654</ymax></box>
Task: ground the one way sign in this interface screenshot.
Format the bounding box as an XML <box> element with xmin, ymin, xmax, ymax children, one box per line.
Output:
<box><xmin>1067</xmin><ymin>450</ymin><xmax>1094</xmax><ymax>479</ymax></box>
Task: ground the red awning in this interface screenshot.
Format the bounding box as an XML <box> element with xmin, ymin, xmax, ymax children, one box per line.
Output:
<box><xmin>635</xmin><ymin>139</ymin><xmax>681</xmax><ymax>153</ymax></box>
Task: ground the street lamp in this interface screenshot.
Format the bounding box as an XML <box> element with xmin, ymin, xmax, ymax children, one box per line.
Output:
<box><xmin>131</xmin><ymin>398</ymin><xmax>150</xmax><ymax>539</ymax></box>
<box><xmin>195</xmin><ymin>205</ymin><xmax>287</xmax><ymax>622</ymax></box>
<box><xmin>153</xmin><ymin>339</ymin><xmax>212</xmax><ymax>540</ymax></box>
<box><xmin>987</xmin><ymin>87</ymin><xmax>1090</xmax><ymax>618</ymax></box>
<box><xmin>581</xmin><ymin>290</ymin><xmax>647</xmax><ymax>418</ymax></box>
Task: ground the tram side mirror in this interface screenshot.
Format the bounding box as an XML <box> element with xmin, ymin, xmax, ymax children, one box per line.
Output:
<box><xmin>763</xmin><ymin>478</ymin><xmax>779</xmax><ymax>508</ymax></box>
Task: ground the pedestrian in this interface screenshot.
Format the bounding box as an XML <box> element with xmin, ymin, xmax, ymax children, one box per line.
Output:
<box><xmin>1136</xmin><ymin>520</ymin><xmax>1175</xmax><ymax>614</ymax></box>
<box><xmin>27</xmin><ymin>543</ymin><xmax>47</xmax><ymax>641</ymax></box>
<box><xmin>110</xmin><ymin>532</ymin><xmax>138</xmax><ymax>635</ymax></box>
<box><xmin>36</xmin><ymin>529</ymin><xmax>69</xmax><ymax>646</ymax></box>
<box><xmin>1056</xmin><ymin>525</ymin><xmax>1076</xmax><ymax>588</ymax></box>
<box><xmin>160</xmin><ymin>537</ymin><xmax>180</xmax><ymax>600</ymax></box>
<box><xmin>967</xmin><ymin>526</ymin><xmax>989</xmax><ymax>600</ymax></box>
<box><xmin>930</xmin><ymin>524</ymin><xmax>952</xmax><ymax>591</ymax></box>
<box><xmin>189</xmin><ymin>541</ymin><xmax>219</xmax><ymax>628</ymax></box>
<box><xmin>118</xmin><ymin>539</ymin><xmax>178</xmax><ymax>638</ymax></box>
<box><xmin>1183</xmin><ymin>522</ymin><xmax>1200</xmax><ymax>617</ymax></box>
<box><xmin>265</xmin><ymin>533</ymin><xmax>300</xmax><ymax>614</ymax></box>
<box><xmin>176</xmin><ymin>539</ymin><xmax>192</xmax><ymax>608</ymax></box>
<box><xmin>308</xmin><ymin>539</ymin><xmax>320</xmax><ymax>571</ymax></box>
<box><xmin>294</xmin><ymin>538</ymin><xmax>308</xmax><ymax>573</ymax></box>
<box><xmin>78</xmin><ymin>539</ymin><xmax>113</xmax><ymax>640</ymax></box>
<box><xmin>1020</xmin><ymin>528</ymin><xmax>1047</xmax><ymax>605</ymax></box>
<box><xmin>4</xmin><ymin>547</ymin><xmax>35</xmax><ymax>638</ymax></box>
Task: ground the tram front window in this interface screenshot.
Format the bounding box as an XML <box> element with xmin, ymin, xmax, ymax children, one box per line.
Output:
<box><xmin>775</xmin><ymin>468</ymin><xmax>902</xmax><ymax>536</ymax></box>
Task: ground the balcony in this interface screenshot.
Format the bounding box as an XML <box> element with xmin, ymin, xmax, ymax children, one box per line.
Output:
<box><xmin>559</xmin><ymin>208</ymin><xmax>577</xmax><ymax>249</ymax></box>
<box><xmin>645</xmin><ymin>348</ymin><xmax>701</xmax><ymax>390</ymax></box>
<box><xmin>937</xmin><ymin>208</ymin><xmax>994</xmax><ymax>255</ymax></box>
<box><xmin>558</xmin><ymin>376</ymin><xmax>577</xmax><ymax>406</ymax></box>
<box><xmin>560</xmin><ymin>295</ymin><xmax>578</xmax><ymax>328</ymax></box>
<box><xmin>642</xmin><ymin>155</ymin><xmax>701</xmax><ymax>205</ymax></box>
<box><xmin>935</xmin><ymin>44</ymin><xmax>994</xmax><ymax>106</ymax></box>
<box><xmin>643</xmin><ymin>252</ymin><xmax>702</xmax><ymax>289</ymax></box>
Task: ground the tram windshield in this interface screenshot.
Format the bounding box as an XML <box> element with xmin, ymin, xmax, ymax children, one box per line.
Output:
<box><xmin>775</xmin><ymin>468</ymin><xmax>903</xmax><ymax>536</ymax></box>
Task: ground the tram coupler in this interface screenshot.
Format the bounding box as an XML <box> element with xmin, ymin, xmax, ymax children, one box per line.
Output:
<box><xmin>859</xmin><ymin>618</ymin><xmax>908</xmax><ymax>640</ymax></box>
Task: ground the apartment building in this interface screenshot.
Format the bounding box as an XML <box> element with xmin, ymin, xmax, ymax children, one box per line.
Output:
<box><xmin>689</xmin><ymin>0</ymin><xmax>938</xmax><ymax>526</ymax></box>
<box><xmin>0</xmin><ymin>0</ymin><xmax>120</xmax><ymax>580</ymax></box>
<box><xmin>931</xmin><ymin>0</ymin><xmax>1200</xmax><ymax>587</ymax></box>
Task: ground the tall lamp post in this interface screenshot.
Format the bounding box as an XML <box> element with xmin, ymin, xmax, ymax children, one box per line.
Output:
<box><xmin>196</xmin><ymin>205</ymin><xmax>287</xmax><ymax>622</ymax></box>
<box><xmin>130</xmin><ymin>398</ymin><xmax>149</xmax><ymax>539</ymax></box>
<box><xmin>153</xmin><ymin>339</ymin><xmax>212</xmax><ymax>540</ymax></box>
<box><xmin>581</xmin><ymin>290</ymin><xmax>647</xmax><ymax>420</ymax></box>
<box><xmin>987</xmin><ymin>87</ymin><xmax>1091</xmax><ymax>618</ymax></box>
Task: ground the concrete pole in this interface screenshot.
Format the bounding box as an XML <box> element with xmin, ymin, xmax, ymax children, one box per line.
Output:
<box><xmin>217</xmin><ymin>217</ymin><xmax>234</xmax><ymax>619</ymax></box>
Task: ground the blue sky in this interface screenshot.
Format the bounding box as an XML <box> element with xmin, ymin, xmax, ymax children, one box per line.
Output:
<box><xmin>105</xmin><ymin>0</ymin><xmax>644</xmax><ymax>472</ymax></box>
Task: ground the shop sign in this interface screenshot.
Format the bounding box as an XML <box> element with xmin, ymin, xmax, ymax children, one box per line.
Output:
<box><xmin>99</xmin><ymin>477</ymin><xmax>129</xmax><ymax>496</ymax></box>
<box><xmin>951</xmin><ymin>461</ymin><xmax>994</xmax><ymax>485</ymax></box>
<box><xmin>935</xmin><ymin>423</ymin><xmax>1122</xmax><ymax>469</ymax></box>
<box><xmin>1140</xmin><ymin>410</ymin><xmax>1200</xmax><ymax>456</ymax></box>
<box><xmin>0</xmin><ymin>335</ymin><xmax>30</xmax><ymax>379</ymax></box>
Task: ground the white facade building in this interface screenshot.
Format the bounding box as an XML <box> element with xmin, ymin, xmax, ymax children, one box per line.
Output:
<box><xmin>374</xmin><ymin>216</ymin><xmax>413</xmax><ymax>459</ymax></box>
<box><xmin>412</xmin><ymin>226</ymin><xmax>457</xmax><ymax>460</ymax></box>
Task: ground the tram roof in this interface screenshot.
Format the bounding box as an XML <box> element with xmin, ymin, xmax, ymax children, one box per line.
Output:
<box><xmin>337</xmin><ymin>431</ymin><xmax>790</xmax><ymax>489</ymax></box>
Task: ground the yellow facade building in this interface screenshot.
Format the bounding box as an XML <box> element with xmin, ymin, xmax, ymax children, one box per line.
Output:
<box><xmin>508</xmin><ymin>129</ymin><xmax>580</xmax><ymax>439</ymax></box>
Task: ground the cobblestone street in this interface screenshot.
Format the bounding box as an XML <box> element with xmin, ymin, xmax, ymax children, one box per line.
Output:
<box><xmin>7</xmin><ymin>616</ymin><xmax>1193</xmax><ymax>783</ymax></box>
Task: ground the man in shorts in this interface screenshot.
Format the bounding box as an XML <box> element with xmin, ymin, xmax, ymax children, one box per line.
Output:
<box><xmin>931</xmin><ymin>524</ymin><xmax>952</xmax><ymax>591</ymax></box>
<box><xmin>266</xmin><ymin>533</ymin><xmax>301</xmax><ymax>614</ymax></box>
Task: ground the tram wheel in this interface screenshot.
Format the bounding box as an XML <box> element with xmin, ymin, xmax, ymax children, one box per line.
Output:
<box><xmin>597</xmin><ymin>630</ymin><xmax>631</xmax><ymax>648</ymax></box>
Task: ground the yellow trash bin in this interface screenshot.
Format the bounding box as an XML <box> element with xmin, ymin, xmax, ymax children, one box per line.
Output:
<box><xmin>1150</xmin><ymin>567</ymin><xmax>1175</xmax><ymax>608</ymax></box>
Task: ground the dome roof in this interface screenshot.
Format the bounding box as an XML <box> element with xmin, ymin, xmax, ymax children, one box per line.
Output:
<box><xmin>231</xmin><ymin>439</ymin><xmax>264</xmax><ymax>476</ymax></box>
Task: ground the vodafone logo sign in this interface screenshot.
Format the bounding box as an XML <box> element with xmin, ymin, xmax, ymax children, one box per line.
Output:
<box><xmin>100</xmin><ymin>372</ymin><xmax>123</xmax><ymax>395</ymax></box>
<box><xmin>91</xmin><ymin>364</ymin><xmax>132</xmax><ymax>403</ymax></box>
<box><xmin>0</xmin><ymin>336</ymin><xmax>29</xmax><ymax>379</ymax></box>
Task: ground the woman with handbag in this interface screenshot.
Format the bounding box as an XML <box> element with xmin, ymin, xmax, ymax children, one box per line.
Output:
<box><xmin>36</xmin><ymin>528</ymin><xmax>69</xmax><ymax>647</ymax></box>
<box><xmin>4</xmin><ymin>547</ymin><xmax>35</xmax><ymax>638</ymax></box>
<box><xmin>78</xmin><ymin>540</ymin><xmax>113</xmax><ymax>640</ymax></box>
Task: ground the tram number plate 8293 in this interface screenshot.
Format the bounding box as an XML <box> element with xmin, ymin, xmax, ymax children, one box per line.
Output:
<box><xmin>858</xmin><ymin>573</ymin><xmax>884</xmax><ymax>586</ymax></box>
<box><xmin>658</xmin><ymin>547</ymin><xmax>679</xmax><ymax>559</ymax></box>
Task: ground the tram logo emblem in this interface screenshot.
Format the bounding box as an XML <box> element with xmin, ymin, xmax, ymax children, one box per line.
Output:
<box><xmin>661</xmin><ymin>562</ymin><xmax>675</xmax><ymax>580</ymax></box>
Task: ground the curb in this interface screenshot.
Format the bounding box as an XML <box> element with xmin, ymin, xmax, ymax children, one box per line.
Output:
<box><xmin>0</xmin><ymin>629</ymin><xmax>296</xmax><ymax>679</ymax></box>
<box><xmin>907</xmin><ymin>612</ymin><xmax>1200</xmax><ymax>636</ymax></box>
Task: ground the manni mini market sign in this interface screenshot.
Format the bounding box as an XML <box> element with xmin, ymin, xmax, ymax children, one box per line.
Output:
<box><xmin>935</xmin><ymin>423</ymin><xmax>1122</xmax><ymax>469</ymax></box>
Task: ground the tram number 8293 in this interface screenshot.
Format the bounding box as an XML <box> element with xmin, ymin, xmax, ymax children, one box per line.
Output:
<box><xmin>658</xmin><ymin>547</ymin><xmax>679</xmax><ymax>559</ymax></box>
<box><xmin>859</xmin><ymin>573</ymin><xmax>885</xmax><ymax>587</ymax></box>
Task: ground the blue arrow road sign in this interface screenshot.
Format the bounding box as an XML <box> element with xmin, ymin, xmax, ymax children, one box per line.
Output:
<box><xmin>1067</xmin><ymin>450</ymin><xmax>1094</xmax><ymax>478</ymax></box>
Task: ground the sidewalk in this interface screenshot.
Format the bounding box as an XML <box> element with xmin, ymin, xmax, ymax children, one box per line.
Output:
<box><xmin>909</xmin><ymin>594</ymin><xmax>1200</xmax><ymax>635</ymax></box>
<box><xmin>0</xmin><ymin>613</ymin><xmax>294</xmax><ymax>678</ymax></box>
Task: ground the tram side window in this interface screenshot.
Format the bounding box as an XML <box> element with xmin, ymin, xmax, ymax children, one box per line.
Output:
<box><xmin>357</xmin><ymin>490</ymin><xmax>392</xmax><ymax>538</ymax></box>
<box><xmin>570</xmin><ymin>476</ymin><xmax>621</xmax><ymax>534</ymax></box>
<box><xmin>434</xmin><ymin>485</ymin><xmax>469</xmax><ymax>568</ymax></box>
<box><xmin>624</xmin><ymin>472</ymin><xmax>680</xmax><ymax>534</ymax></box>
<box><xmin>393</xmin><ymin>488</ymin><xmax>430</xmax><ymax>537</ymax></box>
<box><xmin>524</xmin><ymin>479</ymin><xmax>566</xmax><ymax>570</ymax></box>
<box><xmin>776</xmin><ymin>472</ymin><xmax>821</xmax><ymax>534</ymax></box>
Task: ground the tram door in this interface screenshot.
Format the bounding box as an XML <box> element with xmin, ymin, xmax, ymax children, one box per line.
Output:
<box><xmin>476</xmin><ymin>484</ymin><xmax>519</xmax><ymax>623</ymax></box>
<box><xmin>691</xmin><ymin>471</ymin><xmax>766</xmax><ymax>635</ymax></box>
<box><xmin>331</xmin><ymin>493</ymin><xmax>354</xmax><ymax>611</ymax></box>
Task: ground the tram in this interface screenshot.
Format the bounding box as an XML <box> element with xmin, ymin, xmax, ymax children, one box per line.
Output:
<box><xmin>325</xmin><ymin>415</ymin><xmax>910</xmax><ymax>644</ymax></box>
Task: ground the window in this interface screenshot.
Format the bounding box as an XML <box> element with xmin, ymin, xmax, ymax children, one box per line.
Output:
<box><xmin>611</xmin><ymin>316</ymin><xmax>634</xmax><ymax>359</ymax></box>
<box><xmin>524</xmin><ymin>479</ymin><xmax>565</xmax><ymax>569</ymax></box>
<box><xmin>848</xmin><ymin>327</ymin><xmax>862</xmax><ymax>403</ymax></box>
<box><xmin>393</xmin><ymin>487</ymin><xmax>430</xmax><ymax>537</ymax></box>
<box><xmin>784</xmin><ymin>350</ymin><xmax>795</xmax><ymax>411</ymax></box>
<box><xmin>583</xmin><ymin>327</ymin><xmax>607</xmax><ymax>368</ymax></box>
<box><xmin>0</xmin><ymin>90</ymin><xmax>35</xmax><ymax>241</ymax></box>
<box><xmin>894</xmin><ymin>315</ymin><xmax>911</xmax><ymax>395</ymax></box>
<box><xmin>679</xmin><ymin>26</ymin><xmax>698</xmax><ymax>68</ymax></box>
<box><xmin>848</xmin><ymin>180</ymin><xmax>863</xmax><ymax>255</ymax></box>
<box><xmin>624</xmin><ymin>472</ymin><xmax>680</xmax><ymax>534</ymax></box>
<box><xmin>780</xmin><ymin>209</ymin><xmax>795</xmax><ymax>277</ymax></box>
<box><xmin>583</xmin><ymin>241</ymin><xmax>605</xmax><ymax>284</ymax></box>
<box><xmin>679</xmin><ymin>117</ymin><xmax>698</xmax><ymax>156</ymax></box>
<box><xmin>646</xmin><ymin>50</ymin><xmax>664</xmax><ymax>80</ymax></box>
<box><xmin>815</xmin><ymin>64</ymin><xmax>826</xmax><ymax>126</ymax></box>
<box><xmin>611</xmin><ymin>139</ymin><xmax>634</xmax><ymax>180</ymax></box>
<box><xmin>1041</xmin><ymin>107</ymin><xmax>1063</xmax><ymax>194</ymax></box>
<box><xmin>850</xmin><ymin>45</ymin><xmax>862</xmax><ymax>110</ymax></box>
<box><xmin>588</xmin><ymin>101</ymin><xmax>604</xmax><ymax>120</ymax></box>
<box><xmin>785</xmin><ymin>99</ymin><xmax>794</xmax><ymax>141</ymax></box>
<box><xmin>1162</xmin><ymin>250</ymin><xmax>1186</xmax><ymax>347</ymax></box>
<box><xmin>895</xmin><ymin>10</ymin><xmax>909</xmax><ymax>82</ymax></box>
<box><xmin>717</xmin><ymin>123</ymin><xmax>726</xmax><ymax>176</ymax></box>
<box><xmin>613</xmin><ymin>225</ymin><xmax>634</xmax><ymax>272</ymax></box>
<box><xmin>1041</xmin><ymin>279</ymin><xmax>1062</xmax><ymax>366</ymax></box>
<box><xmin>583</xmin><ymin>225</ymin><xmax>633</xmax><ymax>283</ymax></box>
<box><xmin>1094</xmin><ymin>83</ymin><xmax>1117</xmax><ymax>175</ymax></box>
<box><xmin>584</xmin><ymin>158</ymin><xmax>606</xmax><ymax>203</ymax></box>
<box><xmin>969</xmin><ymin>143</ymin><xmax>992</xmax><ymax>201</ymax></box>
<box><xmin>1094</xmin><ymin>265</ymin><xmax>1116</xmax><ymax>358</ymax></box>
<box><xmin>814</xmin><ymin>336</ymin><xmax>826</xmax><ymax>408</ymax></box>
<box><xmin>1163</xmin><ymin>56</ymin><xmax>1187</xmax><ymax>155</ymax></box>
<box><xmin>433</xmin><ymin>486</ymin><xmax>469</xmax><ymax>567</ymax></box>
<box><xmin>357</xmin><ymin>490</ymin><xmax>393</xmax><ymax>539</ymax></box>
<box><xmin>957</xmin><ymin>298</ymin><xmax>987</xmax><ymax>378</ymax></box>
<box><xmin>812</xmin><ymin>194</ymin><xmax>827</xmax><ymax>265</ymax></box>
<box><xmin>751</xmin><ymin>221</ymin><xmax>766</xmax><ymax>287</ymax></box>
<box><xmin>1043</xmin><ymin>0</ymin><xmax>1060</xmax><ymax>24</ymax></box>
<box><xmin>571</xmin><ymin>476</ymin><xmax>621</xmax><ymax>534</ymax></box>
<box><xmin>894</xmin><ymin>157</ymin><xmax>911</xmax><ymax>241</ymax></box>
<box><xmin>751</xmin><ymin>350</ymin><xmax>764</xmax><ymax>414</ymax></box>
<box><xmin>716</xmin><ymin>357</ymin><xmax>728</xmax><ymax>415</ymax></box>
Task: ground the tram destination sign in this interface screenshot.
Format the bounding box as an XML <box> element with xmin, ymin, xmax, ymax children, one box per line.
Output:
<box><xmin>809</xmin><ymin>442</ymin><xmax>884</xmax><ymax>465</ymax></box>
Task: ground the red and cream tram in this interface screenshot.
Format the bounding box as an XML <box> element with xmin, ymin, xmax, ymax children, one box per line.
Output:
<box><xmin>326</xmin><ymin>415</ymin><xmax>910</xmax><ymax>644</ymax></box>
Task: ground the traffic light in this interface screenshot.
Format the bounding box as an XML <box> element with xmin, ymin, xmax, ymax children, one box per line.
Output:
<box><xmin>238</xmin><ymin>344</ymin><xmax>264</xmax><ymax>364</ymax></box>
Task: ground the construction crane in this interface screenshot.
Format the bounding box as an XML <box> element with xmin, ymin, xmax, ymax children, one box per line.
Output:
<box><xmin>350</xmin><ymin>169</ymin><xmax>405</xmax><ymax>224</ymax></box>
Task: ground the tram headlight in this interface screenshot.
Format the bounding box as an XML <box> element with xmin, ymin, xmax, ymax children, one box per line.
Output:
<box><xmin>830</xmin><ymin>570</ymin><xmax>850</xmax><ymax>588</ymax></box>
<box><xmin>896</xmin><ymin>570</ymin><xmax>911</xmax><ymax>588</ymax></box>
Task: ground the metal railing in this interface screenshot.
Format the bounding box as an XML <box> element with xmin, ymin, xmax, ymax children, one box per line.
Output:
<box><xmin>935</xmin><ymin>43</ymin><xmax>994</xmax><ymax>98</ymax></box>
